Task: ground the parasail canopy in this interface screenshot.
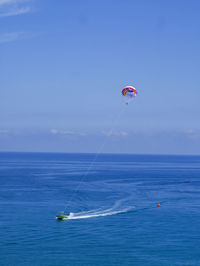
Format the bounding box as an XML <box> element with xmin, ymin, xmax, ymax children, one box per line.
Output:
<box><xmin>122</xmin><ymin>86</ymin><xmax>137</xmax><ymax>98</ymax></box>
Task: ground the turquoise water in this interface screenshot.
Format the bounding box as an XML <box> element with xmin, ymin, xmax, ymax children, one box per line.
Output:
<box><xmin>1</xmin><ymin>152</ymin><xmax>200</xmax><ymax>265</ymax></box>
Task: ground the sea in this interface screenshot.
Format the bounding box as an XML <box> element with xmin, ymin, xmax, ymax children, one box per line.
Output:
<box><xmin>0</xmin><ymin>152</ymin><xmax>200</xmax><ymax>266</ymax></box>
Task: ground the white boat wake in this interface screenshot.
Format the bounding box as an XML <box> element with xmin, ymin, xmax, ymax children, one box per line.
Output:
<box><xmin>67</xmin><ymin>198</ymin><xmax>135</xmax><ymax>220</ymax></box>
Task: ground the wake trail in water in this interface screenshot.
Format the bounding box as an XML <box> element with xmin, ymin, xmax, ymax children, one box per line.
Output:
<box><xmin>67</xmin><ymin>198</ymin><xmax>135</xmax><ymax>220</ymax></box>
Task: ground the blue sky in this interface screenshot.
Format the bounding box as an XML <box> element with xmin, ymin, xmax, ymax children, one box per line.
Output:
<box><xmin>1</xmin><ymin>0</ymin><xmax>200</xmax><ymax>154</ymax></box>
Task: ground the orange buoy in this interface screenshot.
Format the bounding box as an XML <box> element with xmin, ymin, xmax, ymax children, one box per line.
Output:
<box><xmin>157</xmin><ymin>203</ymin><xmax>160</xmax><ymax>208</ymax></box>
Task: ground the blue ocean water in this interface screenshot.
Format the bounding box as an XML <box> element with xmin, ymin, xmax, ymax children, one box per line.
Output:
<box><xmin>1</xmin><ymin>152</ymin><xmax>200</xmax><ymax>266</ymax></box>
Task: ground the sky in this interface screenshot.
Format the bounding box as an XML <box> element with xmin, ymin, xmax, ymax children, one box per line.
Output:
<box><xmin>1</xmin><ymin>0</ymin><xmax>200</xmax><ymax>154</ymax></box>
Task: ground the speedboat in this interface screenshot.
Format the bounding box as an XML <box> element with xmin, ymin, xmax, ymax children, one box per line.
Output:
<box><xmin>56</xmin><ymin>213</ymin><xmax>68</xmax><ymax>220</ymax></box>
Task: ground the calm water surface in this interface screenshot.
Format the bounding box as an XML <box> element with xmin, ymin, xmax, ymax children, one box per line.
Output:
<box><xmin>0</xmin><ymin>152</ymin><xmax>200</xmax><ymax>265</ymax></box>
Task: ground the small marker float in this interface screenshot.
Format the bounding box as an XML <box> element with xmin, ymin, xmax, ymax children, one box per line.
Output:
<box><xmin>157</xmin><ymin>203</ymin><xmax>160</xmax><ymax>208</ymax></box>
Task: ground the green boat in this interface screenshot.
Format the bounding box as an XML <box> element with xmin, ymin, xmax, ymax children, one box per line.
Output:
<box><xmin>56</xmin><ymin>213</ymin><xmax>68</xmax><ymax>220</ymax></box>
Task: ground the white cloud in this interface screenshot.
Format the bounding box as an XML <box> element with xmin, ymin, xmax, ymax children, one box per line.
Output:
<box><xmin>186</xmin><ymin>129</ymin><xmax>195</xmax><ymax>135</ymax></box>
<box><xmin>0</xmin><ymin>0</ymin><xmax>16</xmax><ymax>5</ymax></box>
<box><xmin>50</xmin><ymin>129</ymin><xmax>87</xmax><ymax>137</ymax></box>
<box><xmin>184</xmin><ymin>129</ymin><xmax>200</xmax><ymax>140</ymax></box>
<box><xmin>0</xmin><ymin>0</ymin><xmax>31</xmax><ymax>6</ymax></box>
<box><xmin>102</xmin><ymin>130</ymin><xmax>128</xmax><ymax>137</ymax></box>
<box><xmin>0</xmin><ymin>31</ymin><xmax>30</xmax><ymax>43</ymax></box>
<box><xmin>120</xmin><ymin>131</ymin><xmax>128</xmax><ymax>136</ymax></box>
<box><xmin>0</xmin><ymin>0</ymin><xmax>32</xmax><ymax>17</ymax></box>
<box><xmin>0</xmin><ymin>5</ymin><xmax>31</xmax><ymax>16</ymax></box>
<box><xmin>50</xmin><ymin>129</ymin><xmax>58</xmax><ymax>135</ymax></box>
<box><xmin>61</xmin><ymin>130</ymin><xmax>75</xmax><ymax>135</ymax></box>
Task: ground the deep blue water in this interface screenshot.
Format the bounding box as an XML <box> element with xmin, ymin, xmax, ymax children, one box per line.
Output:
<box><xmin>1</xmin><ymin>152</ymin><xmax>200</xmax><ymax>266</ymax></box>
